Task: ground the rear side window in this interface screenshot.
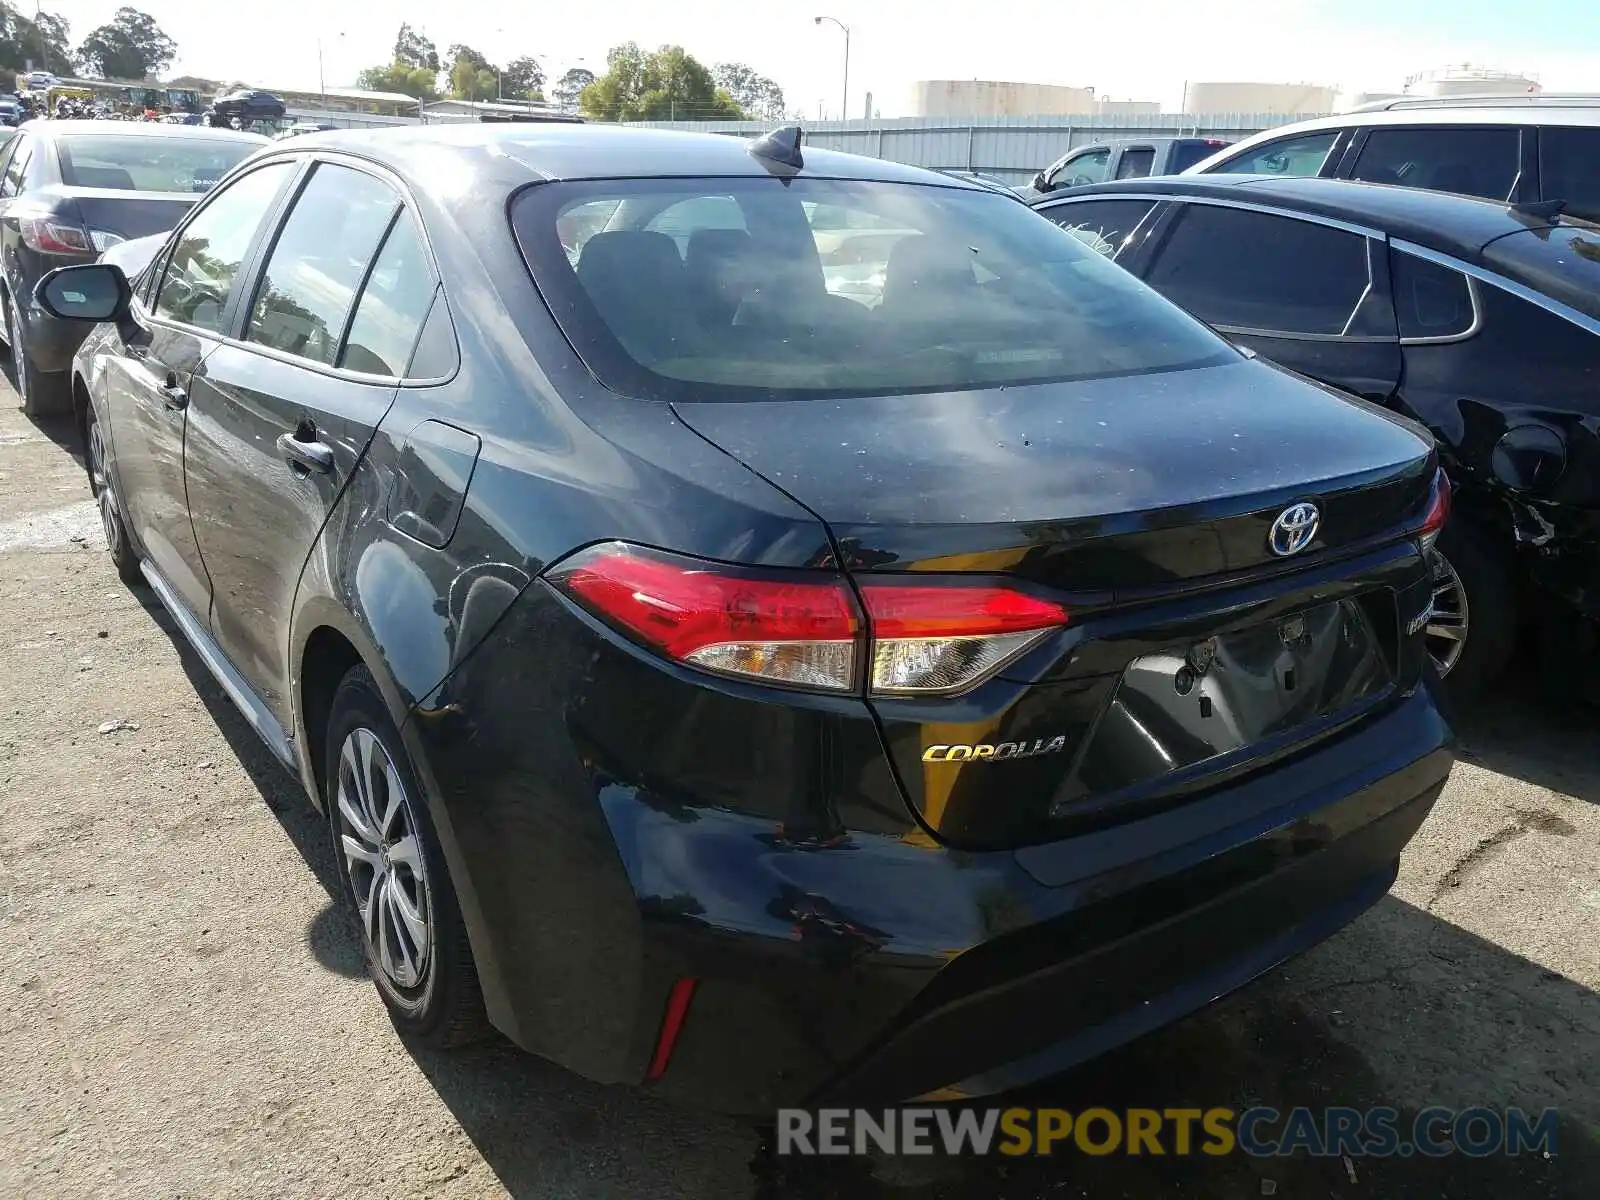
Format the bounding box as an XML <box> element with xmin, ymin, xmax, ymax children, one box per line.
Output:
<box><xmin>1</xmin><ymin>137</ymin><xmax>31</xmax><ymax>197</ymax></box>
<box><xmin>1116</xmin><ymin>148</ymin><xmax>1155</xmax><ymax>179</ymax></box>
<box><xmin>338</xmin><ymin>215</ymin><xmax>437</xmax><ymax>377</ymax></box>
<box><xmin>1539</xmin><ymin>128</ymin><xmax>1600</xmax><ymax>220</ymax></box>
<box><xmin>1171</xmin><ymin>141</ymin><xmax>1227</xmax><ymax>172</ymax></box>
<box><xmin>512</xmin><ymin>177</ymin><xmax>1230</xmax><ymax>403</ymax></box>
<box><xmin>1350</xmin><ymin>127</ymin><xmax>1520</xmax><ymax>200</ymax></box>
<box><xmin>1041</xmin><ymin>199</ymin><xmax>1156</xmax><ymax>258</ymax></box>
<box><xmin>1145</xmin><ymin>204</ymin><xmax>1371</xmax><ymax>335</ymax></box>
<box><xmin>1390</xmin><ymin>251</ymin><xmax>1476</xmax><ymax>341</ymax></box>
<box><xmin>246</xmin><ymin>164</ymin><xmax>399</xmax><ymax>365</ymax></box>
<box><xmin>1210</xmin><ymin>131</ymin><xmax>1338</xmax><ymax>177</ymax></box>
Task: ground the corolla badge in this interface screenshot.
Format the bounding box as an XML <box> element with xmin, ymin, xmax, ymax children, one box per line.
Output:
<box><xmin>1268</xmin><ymin>502</ymin><xmax>1320</xmax><ymax>557</ymax></box>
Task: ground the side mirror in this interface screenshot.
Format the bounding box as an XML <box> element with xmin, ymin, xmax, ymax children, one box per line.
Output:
<box><xmin>35</xmin><ymin>262</ymin><xmax>131</xmax><ymax>323</ymax></box>
<box><xmin>1031</xmin><ymin>170</ymin><xmax>1050</xmax><ymax>193</ymax></box>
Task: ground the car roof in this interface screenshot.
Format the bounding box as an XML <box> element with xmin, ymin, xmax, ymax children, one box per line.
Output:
<box><xmin>18</xmin><ymin>118</ymin><xmax>269</xmax><ymax>143</ymax></box>
<box><xmin>1195</xmin><ymin>105</ymin><xmax>1600</xmax><ymax>170</ymax></box>
<box><xmin>1037</xmin><ymin>175</ymin><xmax>1600</xmax><ymax>318</ymax></box>
<box><xmin>274</xmin><ymin>122</ymin><xmax>990</xmax><ymax>189</ymax></box>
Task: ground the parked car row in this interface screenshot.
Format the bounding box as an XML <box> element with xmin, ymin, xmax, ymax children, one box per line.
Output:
<box><xmin>7</xmin><ymin>117</ymin><xmax>1584</xmax><ymax>1117</ymax></box>
<box><xmin>0</xmin><ymin>119</ymin><xmax>267</xmax><ymax>414</ymax></box>
<box><xmin>1026</xmin><ymin>99</ymin><xmax>1600</xmax><ymax>704</ymax></box>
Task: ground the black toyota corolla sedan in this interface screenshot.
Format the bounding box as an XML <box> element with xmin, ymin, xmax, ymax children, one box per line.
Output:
<box><xmin>44</xmin><ymin>124</ymin><xmax>1453</xmax><ymax>1112</ymax></box>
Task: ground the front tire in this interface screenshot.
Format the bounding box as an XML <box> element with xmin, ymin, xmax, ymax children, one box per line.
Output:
<box><xmin>84</xmin><ymin>402</ymin><xmax>143</xmax><ymax>587</ymax></box>
<box><xmin>325</xmin><ymin>666</ymin><xmax>489</xmax><ymax>1048</ymax></box>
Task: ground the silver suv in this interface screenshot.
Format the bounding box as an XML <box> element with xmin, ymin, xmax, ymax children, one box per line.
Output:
<box><xmin>1185</xmin><ymin>95</ymin><xmax>1600</xmax><ymax>219</ymax></box>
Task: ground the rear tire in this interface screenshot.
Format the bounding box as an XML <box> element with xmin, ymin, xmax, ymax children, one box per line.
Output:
<box><xmin>12</xmin><ymin>293</ymin><xmax>68</xmax><ymax>418</ymax></box>
<box><xmin>325</xmin><ymin>666</ymin><xmax>489</xmax><ymax>1049</ymax></box>
<box><xmin>84</xmin><ymin>402</ymin><xmax>143</xmax><ymax>587</ymax></box>
<box><xmin>1429</xmin><ymin>516</ymin><xmax>1516</xmax><ymax>705</ymax></box>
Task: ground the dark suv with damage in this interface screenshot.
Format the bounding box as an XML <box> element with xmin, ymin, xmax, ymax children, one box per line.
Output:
<box><xmin>45</xmin><ymin>124</ymin><xmax>1453</xmax><ymax>1112</ymax></box>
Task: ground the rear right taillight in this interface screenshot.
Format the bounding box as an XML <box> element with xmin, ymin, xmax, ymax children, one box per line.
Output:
<box><xmin>1415</xmin><ymin>469</ymin><xmax>1451</xmax><ymax>552</ymax></box>
<box><xmin>548</xmin><ymin>542</ymin><xmax>1068</xmax><ymax>696</ymax></box>
<box><xmin>17</xmin><ymin>214</ymin><xmax>94</xmax><ymax>255</ymax></box>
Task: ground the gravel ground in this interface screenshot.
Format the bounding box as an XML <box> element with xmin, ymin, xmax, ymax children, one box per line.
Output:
<box><xmin>0</xmin><ymin>385</ymin><xmax>1595</xmax><ymax>1199</ymax></box>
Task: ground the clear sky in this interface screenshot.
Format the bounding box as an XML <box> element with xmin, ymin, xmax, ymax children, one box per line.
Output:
<box><xmin>43</xmin><ymin>0</ymin><xmax>1600</xmax><ymax>116</ymax></box>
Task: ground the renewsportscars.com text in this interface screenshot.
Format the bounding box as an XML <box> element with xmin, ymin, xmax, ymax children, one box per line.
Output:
<box><xmin>776</xmin><ymin>1106</ymin><xmax>1559</xmax><ymax>1158</ymax></box>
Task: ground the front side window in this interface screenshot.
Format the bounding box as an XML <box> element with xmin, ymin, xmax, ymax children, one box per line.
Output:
<box><xmin>512</xmin><ymin>177</ymin><xmax>1230</xmax><ymax>403</ymax></box>
<box><xmin>1042</xmin><ymin>199</ymin><xmax>1156</xmax><ymax>258</ymax></box>
<box><xmin>56</xmin><ymin>135</ymin><xmax>259</xmax><ymax>193</ymax></box>
<box><xmin>1054</xmin><ymin>148</ymin><xmax>1111</xmax><ymax>189</ymax></box>
<box><xmin>1144</xmin><ymin>204</ymin><xmax>1371</xmax><ymax>335</ymax></box>
<box><xmin>1211</xmin><ymin>131</ymin><xmax>1339</xmax><ymax>177</ymax></box>
<box><xmin>246</xmin><ymin>163</ymin><xmax>399</xmax><ymax>365</ymax></box>
<box><xmin>153</xmin><ymin>162</ymin><xmax>293</xmax><ymax>333</ymax></box>
<box><xmin>1350</xmin><ymin>126</ymin><xmax>1520</xmax><ymax>200</ymax></box>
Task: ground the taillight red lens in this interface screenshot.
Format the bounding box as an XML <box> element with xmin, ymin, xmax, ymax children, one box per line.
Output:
<box><xmin>859</xmin><ymin>583</ymin><xmax>1068</xmax><ymax>695</ymax></box>
<box><xmin>549</xmin><ymin>542</ymin><xmax>861</xmax><ymax>691</ymax></box>
<box><xmin>1417</xmin><ymin>469</ymin><xmax>1451</xmax><ymax>549</ymax></box>
<box><xmin>18</xmin><ymin>215</ymin><xmax>93</xmax><ymax>255</ymax></box>
<box><xmin>549</xmin><ymin>543</ymin><xmax>1070</xmax><ymax>696</ymax></box>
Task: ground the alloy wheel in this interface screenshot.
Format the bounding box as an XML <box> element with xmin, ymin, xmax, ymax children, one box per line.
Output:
<box><xmin>334</xmin><ymin>726</ymin><xmax>433</xmax><ymax>991</ymax></box>
<box><xmin>11</xmin><ymin>297</ymin><xmax>27</xmax><ymax>398</ymax></box>
<box><xmin>87</xmin><ymin>418</ymin><xmax>122</xmax><ymax>556</ymax></box>
<box><xmin>1424</xmin><ymin>547</ymin><xmax>1470</xmax><ymax>677</ymax></box>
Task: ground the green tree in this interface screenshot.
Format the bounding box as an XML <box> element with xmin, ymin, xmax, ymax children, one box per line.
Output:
<box><xmin>75</xmin><ymin>6</ymin><xmax>175</xmax><ymax>79</ymax></box>
<box><xmin>0</xmin><ymin>3</ymin><xmax>74</xmax><ymax>77</ymax></box>
<box><xmin>354</xmin><ymin>60</ymin><xmax>438</xmax><ymax>102</ymax></box>
<box><xmin>446</xmin><ymin>43</ymin><xmax>499</xmax><ymax>101</ymax></box>
<box><xmin>580</xmin><ymin>43</ymin><xmax>743</xmax><ymax>122</ymax></box>
<box><xmin>713</xmin><ymin>63</ymin><xmax>785</xmax><ymax>121</ymax></box>
<box><xmin>552</xmin><ymin>66</ymin><xmax>594</xmax><ymax>113</ymax></box>
<box><xmin>499</xmin><ymin>55</ymin><xmax>545</xmax><ymax>102</ymax></box>
<box><xmin>393</xmin><ymin>22</ymin><xmax>438</xmax><ymax>72</ymax></box>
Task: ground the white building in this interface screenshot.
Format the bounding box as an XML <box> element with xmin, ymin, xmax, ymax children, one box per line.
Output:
<box><xmin>1181</xmin><ymin>81</ymin><xmax>1338</xmax><ymax>116</ymax></box>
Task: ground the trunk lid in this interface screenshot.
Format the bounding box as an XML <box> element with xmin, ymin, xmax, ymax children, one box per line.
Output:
<box><xmin>672</xmin><ymin>358</ymin><xmax>1435</xmax><ymax>590</ymax></box>
<box><xmin>50</xmin><ymin>186</ymin><xmax>201</xmax><ymax>244</ymax></box>
<box><xmin>673</xmin><ymin>357</ymin><xmax>1438</xmax><ymax>849</ymax></box>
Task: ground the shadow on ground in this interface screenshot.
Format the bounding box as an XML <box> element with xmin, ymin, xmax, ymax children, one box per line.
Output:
<box><xmin>148</xmin><ymin>599</ymin><xmax>1600</xmax><ymax>1199</ymax></box>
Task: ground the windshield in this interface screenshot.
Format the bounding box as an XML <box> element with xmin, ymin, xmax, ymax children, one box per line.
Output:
<box><xmin>513</xmin><ymin>177</ymin><xmax>1229</xmax><ymax>402</ymax></box>
<box><xmin>57</xmin><ymin>135</ymin><xmax>257</xmax><ymax>194</ymax></box>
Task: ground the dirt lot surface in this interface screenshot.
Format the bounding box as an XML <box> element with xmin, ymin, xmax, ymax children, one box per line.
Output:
<box><xmin>0</xmin><ymin>384</ymin><xmax>1596</xmax><ymax>1199</ymax></box>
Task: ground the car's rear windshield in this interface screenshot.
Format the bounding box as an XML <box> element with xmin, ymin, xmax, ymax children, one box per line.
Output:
<box><xmin>1482</xmin><ymin>224</ymin><xmax>1600</xmax><ymax>323</ymax></box>
<box><xmin>511</xmin><ymin>176</ymin><xmax>1230</xmax><ymax>402</ymax></box>
<box><xmin>56</xmin><ymin>135</ymin><xmax>257</xmax><ymax>194</ymax></box>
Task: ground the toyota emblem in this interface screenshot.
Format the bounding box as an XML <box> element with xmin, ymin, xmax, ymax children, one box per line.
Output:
<box><xmin>1268</xmin><ymin>502</ymin><xmax>1320</xmax><ymax>557</ymax></box>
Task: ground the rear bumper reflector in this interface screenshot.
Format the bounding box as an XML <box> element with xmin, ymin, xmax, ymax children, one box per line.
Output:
<box><xmin>645</xmin><ymin>977</ymin><xmax>699</xmax><ymax>1083</ymax></box>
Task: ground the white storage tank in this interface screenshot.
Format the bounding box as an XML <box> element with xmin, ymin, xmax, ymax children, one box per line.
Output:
<box><xmin>1183</xmin><ymin>81</ymin><xmax>1338</xmax><ymax>116</ymax></box>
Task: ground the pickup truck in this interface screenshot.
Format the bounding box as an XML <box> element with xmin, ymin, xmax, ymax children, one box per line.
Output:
<box><xmin>1024</xmin><ymin>137</ymin><xmax>1233</xmax><ymax>197</ymax></box>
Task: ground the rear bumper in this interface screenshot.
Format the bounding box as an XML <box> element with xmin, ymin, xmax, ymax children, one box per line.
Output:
<box><xmin>19</xmin><ymin>294</ymin><xmax>92</xmax><ymax>374</ymax></box>
<box><xmin>409</xmin><ymin>589</ymin><xmax>1453</xmax><ymax>1113</ymax></box>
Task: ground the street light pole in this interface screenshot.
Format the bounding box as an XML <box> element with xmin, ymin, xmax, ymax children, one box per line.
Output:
<box><xmin>317</xmin><ymin>32</ymin><xmax>342</xmax><ymax>111</ymax></box>
<box><xmin>813</xmin><ymin>15</ymin><xmax>849</xmax><ymax>121</ymax></box>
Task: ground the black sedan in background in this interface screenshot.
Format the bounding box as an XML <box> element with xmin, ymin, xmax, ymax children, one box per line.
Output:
<box><xmin>1035</xmin><ymin>177</ymin><xmax>1600</xmax><ymax>702</ymax></box>
<box><xmin>0</xmin><ymin>120</ymin><xmax>267</xmax><ymax>414</ymax></box>
<box><xmin>46</xmin><ymin>125</ymin><xmax>1452</xmax><ymax>1112</ymax></box>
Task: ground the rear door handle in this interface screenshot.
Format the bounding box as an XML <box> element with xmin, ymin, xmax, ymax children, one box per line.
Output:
<box><xmin>276</xmin><ymin>432</ymin><xmax>334</xmax><ymax>475</ymax></box>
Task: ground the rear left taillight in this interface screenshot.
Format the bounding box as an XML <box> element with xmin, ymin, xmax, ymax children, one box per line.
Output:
<box><xmin>548</xmin><ymin>542</ymin><xmax>1068</xmax><ymax>696</ymax></box>
<box><xmin>17</xmin><ymin>214</ymin><xmax>94</xmax><ymax>255</ymax></box>
<box><xmin>1416</xmin><ymin>469</ymin><xmax>1451</xmax><ymax>552</ymax></box>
